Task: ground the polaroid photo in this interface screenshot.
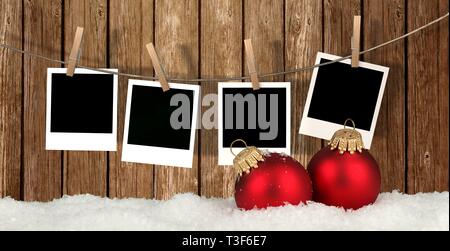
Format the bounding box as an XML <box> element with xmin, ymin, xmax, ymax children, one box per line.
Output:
<box><xmin>299</xmin><ymin>52</ymin><xmax>390</xmax><ymax>149</ymax></box>
<box><xmin>122</xmin><ymin>80</ymin><xmax>200</xmax><ymax>168</ymax></box>
<box><xmin>218</xmin><ymin>82</ymin><xmax>291</xmax><ymax>166</ymax></box>
<box><xmin>46</xmin><ymin>68</ymin><xmax>118</xmax><ymax>151</ymax></box>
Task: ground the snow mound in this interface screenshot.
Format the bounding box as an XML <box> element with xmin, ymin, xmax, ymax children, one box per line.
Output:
<box><xmin>0</xmin><ymin>191</ymin><xmax>448</xmax><ymax>231</ymax></box>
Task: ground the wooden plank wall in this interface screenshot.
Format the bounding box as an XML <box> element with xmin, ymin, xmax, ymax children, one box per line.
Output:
<box><xmin>0</xmin><ymin>0</ymin><xmax>448</xmax><ymax>201</ymax></box>
<box><xmin>108</xmin><ymin>0</ymin><xmax>154</xmax><ymax>199</ymax></box>
<box><xmin>0</xmin><ymin>0</ymin><xmax>22</xmax><ymax>200</ymax></box>
<box><xmin>23</xmin><ymin>0</ymin><xmax>62</xmax><ymax>201</ymax></box>
<box><xmin>407</xmin><ymin>0</ymin><xmax>449</xmax><ymax>193</ymax></box>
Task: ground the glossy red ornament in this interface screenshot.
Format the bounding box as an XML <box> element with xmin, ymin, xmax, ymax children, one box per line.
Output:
<box><xmin>308</xmin><ymin>146</ymin><xmax>381</xmax><ymax>210</ymax></box>
<box><xmin>235</xmin><ymin>153</ymin><xmax>312</xmax><ymax>210</ymax></box>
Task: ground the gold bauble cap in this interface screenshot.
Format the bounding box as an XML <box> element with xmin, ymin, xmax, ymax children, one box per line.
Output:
<box><xmin>329</xmin><ymin>119</ymin><xmax>365</xmax><ymax>154</ymax></box>
<box><xmin>230</xmin><ymin>139</ymin><xmax>265</xmax><ymax>176</ymax></box>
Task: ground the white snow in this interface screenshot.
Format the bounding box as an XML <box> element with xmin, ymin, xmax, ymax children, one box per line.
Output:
<box><xmin>0</xmin><ymin>191</ymin><xmax>448</xmax><ymax>231</ymax></box>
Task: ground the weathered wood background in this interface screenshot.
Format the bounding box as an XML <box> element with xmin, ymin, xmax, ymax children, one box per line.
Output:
<box><xmin>0</xmin><ymin>0</ymin><xmax>448</xmax><ymax>201</ymax></box>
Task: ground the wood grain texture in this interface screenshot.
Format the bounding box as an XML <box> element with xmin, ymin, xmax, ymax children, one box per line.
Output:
<box><xmin>154</xmin><ymin>0</ymin><xmax>199</xmax><ymax>200</ymax></box>
<box><xmin>23</xmin><ymin>0</ymin><xmax>62</xmax><ymax>201</ymax></box>
<box><xmin>63</xmin><ymin>0</ymin><xmax>108</xmax><ymax>196</ymax></box>
<box><xmin>0</xmin><ymin>0</ymin><xmax>22</xmax><ymax>199</ymax></box>
<box><xmin>285</xmin><ymin>0</ymin><xmax>323</xmax><ymax>167</ymax></box>
<box><xmin>108</xmin><ymin>0</ymin><xmax>154</xmax><ymax>199</ymax></box>
<box><xmin>363</xmin><ymin>0</ymin><xmax>406</xmax><ymax>192</ymax></box>
<box><xmin>200</xmin><ymin>0</ymin><xmax>242</xmax><ymax>198</ymax></box>
<box><xmin>324</xmin><ymin>0</ymin><xmax>361</xmax><ymax>56</ymax></box>
<box><xmin>407</xmin><ymin>0</ymin><xmax>449</xmax><ymax>193</ymax></box>
<box><xmin>244</xmin><ymin>0</ymin><xmax>284</xmax><ymax>82</ymax></box>
<box><xmin>435</xmin><ymin>0</ymin><xmax>449</xmax><ymax>192</ymax></box>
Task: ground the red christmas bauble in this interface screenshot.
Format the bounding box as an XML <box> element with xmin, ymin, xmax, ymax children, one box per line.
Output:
<box><xmin>308</xmin><ymin>127</ymin><xmax>381</xmax><ymax>210</ymax></box>
<box><xmin>235</xmin><ymin>152</ymin><xmax>312</xmax><ymax>210</ymax></box>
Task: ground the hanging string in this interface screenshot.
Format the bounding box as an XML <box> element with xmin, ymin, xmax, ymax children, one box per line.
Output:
<box><xmin>0</xmin><ymin>12</ymin><xmax>448</xmax><ymax>83</ymax></box>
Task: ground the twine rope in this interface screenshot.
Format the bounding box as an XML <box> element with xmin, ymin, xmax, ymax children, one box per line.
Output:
<box><xmin>0</xmin><ymin>12</ymin><xmax>448</xmax><ymax>83</ymax></box>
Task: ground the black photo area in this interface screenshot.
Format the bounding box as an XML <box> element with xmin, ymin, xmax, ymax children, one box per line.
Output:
<box><xmin>50</xmin><ymin>73</ymin><xmax>114</xmax><ymax>133</ymax></box>
<box><xmin>307</xmin><ymin>58</ymin><xmax>384</xmax><ymax>131</ymax></box>
<box><xmin>127</xmin><ymin>86</ymin><xmax>194</xmax><ymax>150</ymax></box>
<box><xmin>222</xmin><ymin>88</ymin><xmax>287</xmax><ymax>148</ymax></box>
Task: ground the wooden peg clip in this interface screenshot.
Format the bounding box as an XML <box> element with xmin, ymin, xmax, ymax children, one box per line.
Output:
<box><xmin>67</xmin><ymin>27</ymin><xmax>84</xmax><ymax>76</ymax></box>
<box><xmin>244</xmin><ymin>39</ymin><xmax>260</xmax><ymax>90</ymax></box>
<box><xmin>351</xmin><ymin>16</ymin><xmax>361</xmax><ymax>68</ymax></box>
<box><xmin>146</xmin><ymin>43</ymin><xmax>170</xmax><ymax>92</ymax></box>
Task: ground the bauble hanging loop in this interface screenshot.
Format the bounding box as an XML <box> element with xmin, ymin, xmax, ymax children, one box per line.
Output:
<box><xmin>329</xmin><ymin>119</ymin><xmax>364</xmax><ymax>154</ymax></box>
<box><xmin>230</xmin><ymin>139</ymin><xmax>265</xmax><ymax>176</ymax></box>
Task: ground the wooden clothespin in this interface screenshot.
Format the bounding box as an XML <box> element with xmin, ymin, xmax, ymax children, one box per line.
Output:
<box><xmin>244</xmin><ymin>39</ymin><xmax>260</xmax><ymax>90</ymax></box>
<box><xmin>67</xmin><ymin>27</ymin><xmax>84</xmax><ymax>76</ymax></box>
<box><xmin>351</xmin><ymin>16</ymin><xmax>361</xmax><ymax>68</ymax></box>
<box><xmin>146</xmin><ymin>43</ymin><xmax>170</xmax><ymax>92</ymax></box>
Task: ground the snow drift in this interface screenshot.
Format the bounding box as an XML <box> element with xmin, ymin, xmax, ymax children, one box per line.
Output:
<box><xmin>0</xmin><ymin>191</ymin><xmax>448</xmax><ymax>231</ymax></box>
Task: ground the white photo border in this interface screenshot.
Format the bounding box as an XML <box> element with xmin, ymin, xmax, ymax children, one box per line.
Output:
<box><xmin>121</xmin><ymin>80</ymin><xmax>200</xmax><ymax>168</ymax></box>
<box><xmin>46</xmin><ymin>68</ymin><xmax>118</xmax><ymax>151</ymax></box>
<box><xmin>299</xmin><ymin>52</ymin><xmax>390</xmax><ymax>149</ymax></box>
<box><xmin>218</xmin><ymin>82</ymin><xmax>291</xmax><ymax>166</ymax></box>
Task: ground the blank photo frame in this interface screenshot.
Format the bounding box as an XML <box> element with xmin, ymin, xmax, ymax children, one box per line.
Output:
<box><xmin>218</xmin><ymin>82</ymin><xmax>291</xmax><ymax>165</ymax></box>
<box><xmin>299</xmin><ymin>52</ymin><xmax>389</xmax><ymax>149</ymax></box>
<box><xmin>122</xmin><ymin>80</ymin><xmax>200</xmax><ymax>168</ymax></box>
<box><xmin>46</xmin><ymin>68</ymin><xmax>118</xmax><ymax>151</ymax></box>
